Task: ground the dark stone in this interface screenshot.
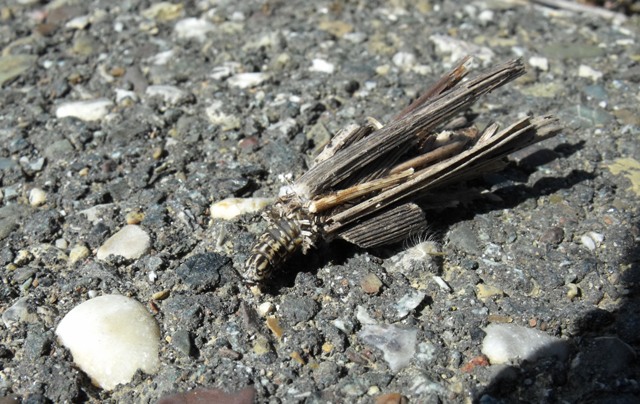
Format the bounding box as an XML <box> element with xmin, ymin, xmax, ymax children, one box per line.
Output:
<box><xmin>171</xmin><ymin>329</ymin><xmax>196</xmax><ymax>357</ymax></box>
<box><xmin>176</xmin><ymin>252</ymin><xmax>230</xmax><ymax>292</ymax></box>
<box><xmin>279</xmin><ymin>296</ymin><xmax>319</xmax><ymax>325</ymax></box>
<box><xmin>162</xmin><ymin>295</ymin><xmax>203</xmax><ymax>330</ymax></box>
<box><xmin>22</xmin><ymin>210</ymin><xmax>61</xmax><ymax>242</ymax></box>
<box><xmin>539</xmin><ymin>227</ymin><xmax>564</xmax><ymax>245</ymax></box>
<box><xmin>24</xmin><ymin>326</ymin><xmax>52</xmax><ymax>361</ymax></box>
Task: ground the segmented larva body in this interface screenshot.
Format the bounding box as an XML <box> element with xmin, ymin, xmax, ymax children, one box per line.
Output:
<box><xmin>243</xmin><ymin>198</ymin><xmax>319</xmax><ymax>283</ymax></box>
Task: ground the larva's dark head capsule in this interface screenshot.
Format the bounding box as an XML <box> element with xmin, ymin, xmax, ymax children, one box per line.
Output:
<box><xmin>243</xmin><ymin>253</ymin><xmax>274</xmax><ymax>284</ymax></box>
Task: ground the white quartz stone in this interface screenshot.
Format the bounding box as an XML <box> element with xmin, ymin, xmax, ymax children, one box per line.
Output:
<box><xmin>56</xmin><ymin>99</ymin><xmax>114</xmax><ymax>121</ymax></box>
<box><xmin>97</xmin><ymin>225</ymin><xmax>151</xmax><ymax>261</ymax></box>
<box><xmin>482</xmin><ymin>323</ymin><xmax>569</xmax><ymax>365</ymax></box>
<box><xmin>55</xmin><ymin>295</ymin><xmax>161</xmax><ymax>390</ymax></box>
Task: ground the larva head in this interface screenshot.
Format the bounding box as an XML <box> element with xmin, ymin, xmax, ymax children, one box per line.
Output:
<box><xmin>243</xmin><ymin>253</ymin><xmax>273</xmax><ymax>284</ymax></box>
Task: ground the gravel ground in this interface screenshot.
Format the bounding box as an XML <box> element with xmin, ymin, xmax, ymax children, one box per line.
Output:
<box><xmin>1</xmin><ymin>0</ymin><xmax>639</xmax><ymax>403</ymax></box>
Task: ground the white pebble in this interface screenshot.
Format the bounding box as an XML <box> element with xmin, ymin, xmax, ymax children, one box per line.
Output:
<box><xmin>578</xmin><ymin>65</ymin><xmax>603</xmax><ymax>81</ymax></box>
<box><xmin>529</xmin><ymin>56</ymin><xmax>549</xmax><ymax>71</ymax></box>
<box><xmin>65</xmin><ymin>15</ymin><xmax>91</xmax><ymax>30</ymax></box>
<box><xmin>145</xmin><ymin>85</ymin><xmax>189</xmax><ymax>105</ymax></box>
<box><xmin>55</xmin><ymin>238</ymin><xmax>68</xmax><ymax>249</ymax></box>
<box><xmin>481</xmin><ymin>323</ymin><xmax>569</xmax><ymax>365</ymax></box>
<box><xmin>227</xmin><ymin>72</ymin><xmax>269</xmax><ymax>89</ymax></box>
<box><xmin>205</xmin><ymin>100</ymin><xmax>241</xmax><ymax>131</ymax></box>
<box><xmin>392</xmin><ymin>51</ymin><xmax>416</xmax><ymax>70</ymax></box>
<box><xmin>309</xmin><ymin>59</ymin><xmax>335</xmax><ymax>74</ymax></box>
<box><xmin>56</xmin><ymin>99</ymin><xmax>114</xmax><ymax>121</ymax></box>
<box><xmin>97</xmin><ymin>225</ymin><xmax>151</xmax><ymax>261</ymax></box>
<box><xmin>210</xmin><ymin>63</ymin><xmax>239</xmax><ymax>80</ymax></box>
<box><xmin>395</xmin><ymin>290</ymin><xmax>426</xmax><ymax>319</ymax></box>
<box><xmin>344</xmin><ymin>32</ymin><xmax>367</xmax><ymax>44</ymax></box>
<box><xmin>581</xmin><ymin>231</ymin><xmax>604</xmax><ymax>251</ymax></box>
<box><xmin>433</xmin><ymin>276</ymin><xmax>452</xmax><ymax>293</ymax></box>
<box><xmin>69</xmin><ymin>244</ymin><xmax>90</xmax><ymax>265</ymax></box>
<box><xmin>146</xmin><ymin>50</ymin><xmax>175</xmax><ymax>66</ymax></box>
<box><xmin>355</xmin><ymin>305</ymin><xmax>377</xmax><ymax>325</ymax></box>
<box><xmin>115</xmin><ymin>89</ymin><xmax>138</xmax><ymax>103</ymax></box>
<box><xmin>478</xmin><ymin>9</ymin><xmax>495</xmax><ymax>24</ymax></box>
<box><xmin>210</xmin><ymin>197</ymin><xmax>272</xmax><ymax>220</ymax></box>
<box><xmin>429</xmin><ymin>34</ymin><xmax>495</xmax><ymax>65</ymax></box>
<box><xmin>55</xmin><ymin>295</ymin><xmax>160</xmax><ymax>390</ymax></box>
<box><xmin>174</xmin><ymin>18</ymin><xmax>216</xmax><ymax>41</ymax></box>
<box><xmin>2</xmin><ymin>297</ymin><xmax>38</xmax><ymax>327</ymax></box>
<box><xmin>257</xmin><ymin>302</ymin><xmax>274</xmax><ymax>317</ymax></box>
<box><xmin>359</xmin><ymin>324</ymin><xmax>417</xmax><ymax>372</ymax></box>
<box><xmin>28</xmin><ymin>187</ymin><xmax>47</xmax><ymax>206</ymax></box>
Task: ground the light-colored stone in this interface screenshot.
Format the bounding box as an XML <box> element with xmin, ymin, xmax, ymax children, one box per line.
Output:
<box><xmin>69</xmin><ymin>244</ymin><xmax>90</xmax><ymax>265</ymax></box>
<box><xmin>481</xmin><ymin>323</ymin><xmax>569</xmax><ymax>365</ymax></box>
<box><xmin>55</xmin><ymin>99</ymin><xmax>114</xmax><ymax>121</ymax></box>
<box><xmin>28</xmin><ymin>187</ymin><xmax>47</xmax><ymax>206</ymax></box>
<box><xmin>309</xmin><ymin>59</ymin><xmax>335</xmax><ymax>74</ymax></box>
<box><xmin>55</xmin><ymin>295</ymin><xmax>160</xmax><ymax>390</ymax></box>
<box><xmin>174</xmin><ymin>18</ymin><xmax>216</xmax><ymax>41</ymax></box>
<box><xmin>210</xmin><ymin>197</ymin><xmax>271</xmax><ymax>220</ymax></box>
<box><xmin>227</xmin><ymin>72</ymin><xmax>269</xmax><ymax>89</ymax></box>
<box><xmin>529</xmin><ymin>56</ymin><xmax>549</xmax><ymax>71</ymax></box>
<box><xmin>145</xmin><ymin>85</ymin><xmax>189</xmax><ymax>105</ymax></box>
<box><xmin>97</xmin><ymin>225</ymin><xmax>151</xmax><ymax>261</ymax></box>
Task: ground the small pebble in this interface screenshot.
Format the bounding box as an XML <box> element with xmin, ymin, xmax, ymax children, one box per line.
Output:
<box><xmin>205</xmin><ymin>101</ymin><xmax>242</xmax><ymax>131</ymax></box>
<box><xmin>375</xmin><ymin>392</ymin><xmax>408</xmax><ymax>404</ymax></box>
<box><xmin>356</xmin><ymin>305</ymin><xmax>377</xmax><ymax>325</ymax></box>
<box><xmin>566</xmin><ymin>283</ymin><xmax>580</xmax><ymax>299</ymax></box>
<box><xmin>309</xmin><ymin>59</ymin><xmax>335</xmax><ymax>74</ymax></box>
<box><xmin>68</xmin><ymin>244</ymin><xmax>90</xmax><ymax>265</ymax></box>
<box><xmin>481</xmin><ymin>323</ymin><xmax>569</xmax><ymax>365</ymax></box>
<box><xmin>13</xmin><ymin>249</ymin><xmax>33</xmax><ymax>266</ymax></box>
<box><xmin>210</xmin><ymin>197</ymin><xmax>271</xmax><ymax>220</ymax></box>
<box><xmin>28</xmin><ymin>187</ymin><xmax>47</xmax><ymax>206</ymax></box>
<box><xmin>360</xmin><ymin>273</ymin><xmax>383</xmax><ymax>294</ymax></box>
<box><xmin>253</xmin><ymin>337</ymin><xmax>271</xmax><ymax>355</ymax></box>
<box><xmin>55</xmin><ymin>238</ymin><xmax>68</xmax><ymax>249</ymax></box>
<box><xmin>266</xmin><ymin>316</ymin><xmax>284</xmax><ymax>339</ymax></box>
<box><xmin>476</xmin><ymin>284</ymin><xmax>505</xmax><ymax>300</ymax></box>
<box><xmin>539</xmin><ymin>227</ymin><xmax>564</xmax><ymax>245</ymax></box>
<box><xmin>227</xmin><ymin>72</ymin><xmax>269</xmax><ymax>89</ymax></box>
<box><xmin>578</xmin><ymin>64</ymin><xmax>603</xmax><ymax>81</ymax></box>
<box><xmin>141</xmin><ymin>2</ymin><xmax>183</xmax><ymax>21</ymax></box>
<box><xmin>2</xmin><ymin>297</ymin><xmax>38</xmax><ymax>327</ymax></box>
<box><xmin>256</xmin><ymin>302</ymin><xmax>274</xmax><ymax>317</ymax></box>
<box><xmin>55</xmin><ymin>99</ymin><xmax>114</xmax><ymax>121</ymax></box>
<box><xmin>152</xmin><ymin>289</ymin><xmax>170</xmax><ymax>300</ymax></box>
<box><xmin>174</xmin><ymin>18</ymin><xmax>215</xmax><ymax>41</ymax></box>
<box><xmin>392</xmin><ymin>51</ymin><xmax>416</xmax><ymax>70</ymax></box>
<box><xmin>290</xmin><ymin>351</ymin><xmax>305</xmax><ymax>365</ymax></box>
<box><xmin>528</xmin><ymin>56</ymin><xmax>549</xmax><ymax>71</ymax></box>
<box><xmin>429</xmin><ymin>34</ymin><xmax>495</xmax><ymax>65</ymax></box>
<box><xmin>359</xmin><ymin>324</ymin><xmax>417</xmax><ymax>372</ymax></box>
<box><xmin>477</xmin><ymin>9</ymin><xmax>494</xmax><ymax>24</ymax></box>
<box><xmin>55</xmin><ymin>295</ymin><xmax>160</xmax><ymax>390</ymax></box>
<box><xmin>115</xmin><ymin>89</ymin><xmax>138</xmax><ymax>103</ymax></box>
<box><xmin>96</xmin><ymin>225</ymin><xmax>151</xmax><ymax>261</ymax></box>
<box><xmin>125</xmin><ymin>211</ymin><xmax>145</xmax><ymax>225</ymax></box>
<box><xmin>145</xmin><ymin>85</ymin><xmax>189</xmax><ymax>105</ymax></box>
<box><xmin>65</xmin><ymin>15</ymin><xmax>91</xmax><ymax>30</ymax></box>
<box><xmin>580</xmin><ymin>231</ymin><xmax>604</xmax><ymax>251</ymax></box>
<box><xmin>395</xmin><ymin>290</ymin><xmax>426</xmax><ymax>319</ymax></box>
<box><xmin>433</xmin><ymin>276</ymin><xmax>452</xmax><ymax>293</ymax></box>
